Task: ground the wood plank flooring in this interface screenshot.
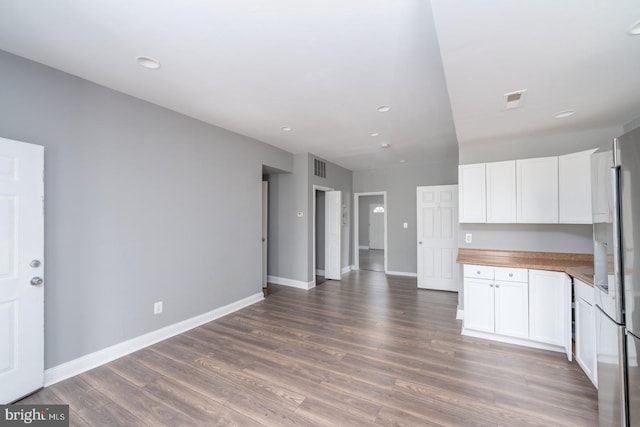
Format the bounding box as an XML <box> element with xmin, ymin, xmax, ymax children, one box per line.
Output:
<box><xmin>359</xmin><ymin>249</ymin><xmax>385</xmax><ymax>272</ymax></box>
<box><xmin>19</xmin><ymin>271</ymin><xmax>598</xmax><ymax>426</ymax></box>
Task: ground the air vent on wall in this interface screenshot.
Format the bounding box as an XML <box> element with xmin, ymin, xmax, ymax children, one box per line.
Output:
<box><xmin>314</xmin><ymin>158</ymin><xmax>326</xmax><ymax>178</ymax></box>
<box><xmin>503</xmin><ymin>89</ymin><xmax>527</xmax><ymax>110</ymax></box>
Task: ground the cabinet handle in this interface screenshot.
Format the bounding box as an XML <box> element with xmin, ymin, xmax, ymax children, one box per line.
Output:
<box><xmin>490</xmin><ymin>284</ymin><xmax>494</xmax><ymax>287</ymax></box>
<box><xmin>495</xmin><ymin>284</ymin><xmax>500</xmax><ymax>288</ymax></box>
<box><xmin>508</xmin><ymin>273</ymin><xmax>513</xmax><ymax>277</ymax></box>
<box><xmin>476</xmin><ymin>271</ymin><xmax>481</xmax><ymax>275</ymax></box>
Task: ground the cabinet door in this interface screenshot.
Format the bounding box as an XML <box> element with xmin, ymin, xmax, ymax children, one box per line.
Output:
<box><xmin>486</xmin><ymin>160</ymin><xmax>516</xmax><ymax>223</ymax></box>
<box><xmin>559</xmin><ymin>150</ymin><xmax>596</xmax><ymax>224</ymax></box>
<box><xmin>459</xmin><ymin>164</ymin><xmax>486</xmax><ymax>223</ymax></box>
<box><xmin>516</xmin><ymin>157</ymin><xmax>559</xmax><ymax>223</ymax></box>
<box><xmin>464</xmin><ymin>278</ymin><xmax>494</xmax><ymax>333</ymax></box>
<box><xmin>494</xmin><ymin>280</ymin><xmax>528</xmax><ymax>338</ymax></box>
<box><xmin>575</xmin><ymin>296</ymin><xmax>597</xmax><ymax>384</ymax></box>
<box><xmin>528</xmin><ymin>269</ymin><xmax>566</xmax><ymax>346</ymax></box>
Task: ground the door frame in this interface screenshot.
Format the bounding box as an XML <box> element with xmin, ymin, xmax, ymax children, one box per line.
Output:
<box><xmin>312</xmin><ymin>184</ymin><xmax>334</xmax><ymax>287</ymax></box>
<box><xmin>353</xmin><ymin>191</ymin><xmax>387</xmax><ymax>273</ymax></box>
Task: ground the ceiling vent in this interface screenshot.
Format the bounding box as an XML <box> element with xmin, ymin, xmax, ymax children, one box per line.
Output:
<box><xmin>314</xmin><ymin>158</ymin><xmax>326</xmax><ymax>178</ymax></box>
<box><xmin>503</xmin><ymin>89</ymin><xmax>527</xmax><ymax>110</ymax></box>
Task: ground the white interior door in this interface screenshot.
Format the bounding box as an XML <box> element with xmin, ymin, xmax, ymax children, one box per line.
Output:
<box><xmin>368</xmin><ymin>204</ymin><xmax>384</xmax><ymax>250</ymax></box>
<box><xmin>262</xmin><ymin>181</ymin><xmax>268</xmax><ymax>288</ymax></box>
<box><xmin>324</xmin><ymin>190</ymin><xmax>342</xmax><ymax>280</ymax></box>
<box><xmin>417</xmin><ymin>185</ymin><xmax>458</xmax><ymax>291</ymax></box>
<box><xmin>0</xmin><ymin>137</ymin><xmax>44</xmax><ymax>403</ymax></box>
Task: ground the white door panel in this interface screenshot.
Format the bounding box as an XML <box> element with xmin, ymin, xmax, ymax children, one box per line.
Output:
<box><xmin>262</xmin><ymin>182</ymin><xmax>268</xmax><ymax>288</ymax></box>
<box><xmin>324</xmin><ymin>191</ymin><xmax>342</xmax><ymax>280</ymax></box>
<box><xmin>0</xmin><ymin>137</ymin><xmax>44</xmax><ymax>404</ymax></box>
<box><xmin>368</xmin><ymin>204</ymin><xmax>384</xmax><ymax>250</ymax></box>
<box><xmin>417</xmin><ymin>185</ymin><xmax>458</xmax><ymax>291</ymax></box>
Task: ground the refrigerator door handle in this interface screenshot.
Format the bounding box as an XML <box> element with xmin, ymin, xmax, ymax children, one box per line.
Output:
<box><xmin>611</xmin><ymin>166</ymin><xmax>624</xmax><ymax>321</ymax></box>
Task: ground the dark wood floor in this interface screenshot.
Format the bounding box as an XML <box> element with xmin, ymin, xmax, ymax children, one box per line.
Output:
<box><xmin>20</xmin><ymin>271</ymin><xmax>598</xmax><ymax>426</ymax></box>
<box><xmin>359</xmin><ymin>249</ymin><xmax>385</xmax><ymax>272</ymax></box>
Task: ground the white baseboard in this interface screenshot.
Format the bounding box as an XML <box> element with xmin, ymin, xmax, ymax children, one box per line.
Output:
<box><xmin>461</xmin><ymin>328</ymin><xmax>570</xmax><ymax>360</ymax></box>
<box><xmin>341</xmin><ymin>265</ymin><xmax>351</xmax><ymax>275</ymax></box>
<box><xmin>386</xmin><ymin>271</ymin><xmax>418</xmax><ymax>278</ymax></box>
<box><xmin>358</xmin><ymin>245</ymin><xmax>369</xmax><ymax>250</ymax></box>
<box><xmin>456</xmin><ymin>309</ymin><xmax>464</xmax><ymax>320</ymax></box>
<box><xmin>267</xmin><ymin>275</ymin><xmax>315</xmax><ymax>290</ymax></box>
<box><xmin>44</xmin><ymin>292</ymin><xmax>264</xmax><ymax>387</ymax></box>
<box><xmin>315</xmin><ymin>269</ymin><xmax>325</xmax><ymax>276</ymax></box>
<box><xmin>350</xmin><ymin>264</ymin><xmax>357</xmax><ymax>271</ymax></box>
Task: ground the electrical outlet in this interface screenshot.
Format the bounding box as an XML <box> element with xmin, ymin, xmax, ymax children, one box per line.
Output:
<box><xmin>465</xmin><ymin>233</ymin><xmax>472</xmax><ymax>243</ymax></box>
<box><xmin>153</xmin><ymin>301</ymin><xmax>163</xmax><ymax>314</ymax></box>
<box><xmin>403</xmin><ymin>222</ymin><xmax>408</xmax><ymax>229</ymax></box>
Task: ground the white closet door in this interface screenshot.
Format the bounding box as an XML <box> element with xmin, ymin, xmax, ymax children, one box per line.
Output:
<box><xmin>324</xmin><ymin>191</ymin><xmax>342</xmax><ymax>280</ymax></box>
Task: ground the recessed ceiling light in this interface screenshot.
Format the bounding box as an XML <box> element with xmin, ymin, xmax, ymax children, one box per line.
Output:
<box><xmin>377</xmin><ymin>105</ymin><xmax>391</xmax><ymax>113</ymax></box>
<box><xmin>136</xmin><ymin>56</ymin><xmax>161</xmax><ymax>70</ymax></box>
<box><xmin>399</xmin><ymin>159</ymin><xmax>406</xmax><ymax>163</ymax></box>
<box><xmin>553</xmin><ymin>109</ymin><xmax>576</xmax><ymax>119</ymax></box>
<box><xmin>369</xmin><ymin>131</ymin><xmax>380</xmax><ymax>137</ymax></box>
<box><xmin>381</xmin><ymin>143</ymin><xmax>391</xmax><ymax>148</ymax></box>
<box><xmin>280</xmin><ymin>126</ymin><xmax>292</xmax><ymax>132</ymax></box>
<box><xmin>628</xmin><ymin>20</ymin><xmax>640</xmax><ymax>35</ymax></box>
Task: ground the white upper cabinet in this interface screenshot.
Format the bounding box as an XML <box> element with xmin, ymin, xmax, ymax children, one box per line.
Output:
<box><xmin>486</xmin><ymin>160</ymin><xmax>516</xmax><ymax>223</ymax></box>
<box><xmin>516</xmin><ymin>156</ymin><xmax>559</xmax><ymax>223</ymax></box>
<box><xmin>459</xmin><ymin>164</ymin><xmax>486</xmax><ymax>223</ymax></box>
<box><xmin>558</xmin><ymin>149</ymin><xmax>596</xmax><ymax>224</ymax></box>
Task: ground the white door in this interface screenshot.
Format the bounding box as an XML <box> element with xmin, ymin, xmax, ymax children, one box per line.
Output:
<box><xmin>324</xmin><ymin>191</ymin><xmax>342</xmax><ymax>280</ymax></box>
<box><xmin>368</xmin><ymin>204</ymin><xmax>384</xmax><ymax>250</ymax></box>
<box><xmin>417</xmin><ymin>185</ymin><xmax>458</xmax><ymax>291</ymax></box>
<box><xmin>262</xmin><ymin>181</ymin><xmax>268</xmax><ymax>288</ymax></box>
<box><xmin>0</xmin><ymin>137</ymin><xmax>44</xmax><ymax>403</ymax></box>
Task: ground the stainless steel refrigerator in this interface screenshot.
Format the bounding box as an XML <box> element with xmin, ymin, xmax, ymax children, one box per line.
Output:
<box><xmin>592</xmin><ymin>126</ymin><xmax>640</xmax><ymax>426</ymax></box>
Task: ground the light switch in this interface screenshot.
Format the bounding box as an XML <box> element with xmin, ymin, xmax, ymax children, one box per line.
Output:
<box><xmin>403</xmin><ymin>222</ymin><xmax>408</xmax><ymax>229</ymax></box>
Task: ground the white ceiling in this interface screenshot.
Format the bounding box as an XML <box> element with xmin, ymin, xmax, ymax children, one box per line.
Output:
<box><xmin>0</xmin><ymin>1</ymin><xmax>638</xmax><ymax>170</ymax></box>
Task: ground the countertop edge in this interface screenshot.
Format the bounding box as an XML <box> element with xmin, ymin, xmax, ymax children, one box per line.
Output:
<box><xmin>457</xmin><ymin>249</ymin><xmax>594</xmax><ymax>286</ymax></box>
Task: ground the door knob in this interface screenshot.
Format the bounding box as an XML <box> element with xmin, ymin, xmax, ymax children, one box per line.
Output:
<box><xmin>30</xmin><ymin>277</ymin><xmax>44</xmax><ymax>286</ymax></box>
<box><xmin>30</xmin><ymin>259</ymin><xmax>41</xmax><ymax>268</ymax></box>
<box><xmin>418</xmin><ymin>241</ymin><xmax>422</xmax><ymax>245</ymax></box>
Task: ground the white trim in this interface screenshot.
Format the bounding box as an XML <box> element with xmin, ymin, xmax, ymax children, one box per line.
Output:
<box><xmin>358</xmin><ymin>245</ymin><xmax>369</xmax><ymax>250</ymax></box>
<box><xmin>44</xmin><ymin>292</ymin><xmax>264</xmax><ymax>387</ymax></box>
<box><xmin>456</xmin><ymin>309</ymin><xmax>464</xmax><ymax>320</ymax></box>
<box><xmin>315</xmin><ymin>269</ymin><xmax>325</xmax><ymax>276</ymax></box>
<box><xmin>353</xmin><ymin>191</ymin><xmax>388</xmax><ymax>273</ymax></box>
<box><xmin>341</xmin><ymin>265</ymin><xmax>351</xmax><ymax>275</ymax></box>
<box><xmin>461</xmin><ymin>328</ymin><xmax>566</xmax><ymax>355</ymax></box>
<box><xmin>267</xmin><ymin>275</ymin><xmax>316</xmax><ymax>290</ymax></box>
<box><xmin>350</xmin><ymin>264</ymin><xmax>357</xmax><ymax>271</ymax></box>
<box><xmin>386</xmin><ymin>271</ymin><xmax>417</xmax><ymax>278</ymax></box>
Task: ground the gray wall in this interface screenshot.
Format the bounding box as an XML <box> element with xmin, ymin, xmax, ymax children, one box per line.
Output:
<box><xmin>0</xmin><ymin>50</ymin><xmax>293</xmax><ymax>368</ymax></box>
<box><xmin>358</xmin><ymin>195</ymin><xmax>384</xmax><ymax>248</ymax></box>
<box><xmin>458</xmin><ymin>126</ymin><xmax>622</xmax><ymax>164</ymax></box>
<box><xmin>353</xmin><ymin>155</ymin><xmax>458</xmax><ymax>274</ymax></box>
<box><xmin>268</xmin><ymin>153</ymin><xmax>352</xmax><ymax>283</ymax></box>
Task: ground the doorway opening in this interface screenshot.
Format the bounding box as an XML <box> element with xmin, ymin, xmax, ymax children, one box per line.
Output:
<box><xmin>353</xmin><ymin>192</ymin><xmax>387</xmax><ymax>273</ymax></box>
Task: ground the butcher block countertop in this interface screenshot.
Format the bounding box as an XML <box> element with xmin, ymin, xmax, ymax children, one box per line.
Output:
<box><xmin>457</xmin><ymin>248</ymin><xmax>594</xmax><ymax>286</ymax></box>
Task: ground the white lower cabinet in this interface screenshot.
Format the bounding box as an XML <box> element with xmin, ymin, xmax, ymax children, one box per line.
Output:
<box><xmin>494</xmin><ymin>280</ymin><xmax>529</xmax><ymax>338</ymax></box>
<box><xmin>463</xmin><ymin>264</ymin><xmax>571</xmax><ymax>360</ymax></box>
<box><xmin>574</xmin><ymin>278</ymin><xmax>597</xmax><ymax>386</ymax></box>
<box><xmin>463</xmin><ymin>265</ymin><xmax>528</xmax><ymax>339</ymax></box>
